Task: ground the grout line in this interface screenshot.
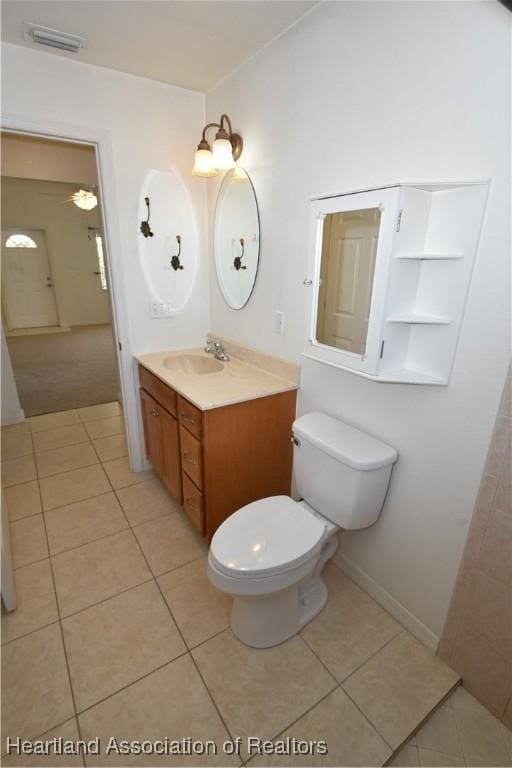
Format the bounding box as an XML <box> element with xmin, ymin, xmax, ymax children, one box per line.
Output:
<box><xmin>245</xmin><ymin>685</ymin><xmax>338</xmax><ymax>766</ymax></box>
<box><xmin>33</xmin><ymin>437</ymin><xmax>91</xmax><ymax>456</ymax></box>
<box><xmin>295</xmin><ymin>631</ymin><xmax>338</xmax><ymax>683</ymax></box>
<box><xmin>329</xmin><ymin>557</ymin><xmax>422</xmax><ymax>645</ymax></box>
<box><xmin>8</xmin><ymin>510</ymin><xmax>44</xmax><ymax>523</ymax></box>
<box><xmin>338</xmin><ymin>628</ymin><xmax>405</xmax><ymax>687</ymax></box>
<box><xmin>451</xmin><ymin>687</ymin><xmax>510</xmax><ymax>768</ymax></box>
<box><xmin>74</xmin><ymin>650</ymin><xmax>191</xmax><ymax>717</ymax></box>
<box><xmin>123</xmin><ymin>495</ymin><xmax>237</xmax><ymax>745</ymax></box>
<box><xmin>35</xmin><ymin>457</ymin><xmax>100</xmax><ymax>481</ymax></box>
<box><xmin>49</xmin><ymin>523</ymin><xmax>133</xmax><ymax>561</ymax></box>
<box><xmin>57</xmin><ymin>576</ymin><xmax>155</xmax><ymax>622</ymax></box>
<box><xmin>0</xmin><ymin>715</ymin><xmax>83</xmax><ymax>760</ymax></box>
<box><xmin>187</xmin><ymin>625</ymin><xmax>230</xmax><ymax>652</ymax></box>
<box><xmin>388</xmin><ymin>681</ymin><xmax>463</xmax><ymax>762</ymax></box>
<box><xmin>1</xmin><ymin>617</ymin><xmax>61</xmax><ymax>647</ymax></box>
<box><xmin>40</xmin><ymin>484</ymin><xmax>118</xmax><ymax>515</ymax></box>
<box><xmin>13</xmin><ymin>553</ymin><xmax>50</xmax><ymax>571</ymax></box>
<box><xmin>341</xmin><ymin>683</ymin><xmax>396</xmax><ymax>753</ymax></box>
<box><xmin>149</xmin><ymin>551</ymin><xmax>207</xmax><ymax>578</ymax></box>
<box><xmin>34</xmin><ymin>463</ymin><xmax>85</xmax><ymax>745</ymax></box>
<box><xmin>456</xmin><ymin>618</ymin><xmax>511</xmax><ymax>665</ymax></box>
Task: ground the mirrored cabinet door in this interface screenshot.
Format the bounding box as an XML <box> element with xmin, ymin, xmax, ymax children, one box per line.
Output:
<box><xmin>316</xmin><ymin>207</ymin><xmax>381</xmax><ymax>356</ymax></box>
<box><xmin>307</xmin><ymin>186</ymin><xmax>400</xmax><ymax>376</ymax></box>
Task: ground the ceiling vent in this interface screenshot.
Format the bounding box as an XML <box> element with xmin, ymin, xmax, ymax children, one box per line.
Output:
<box><xmin>23</xmin><ymin>22</ymin><xmax>87</xmax><ymax>53</ymax></box>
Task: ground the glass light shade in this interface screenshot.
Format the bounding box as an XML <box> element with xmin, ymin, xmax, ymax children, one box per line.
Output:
<box><xmin>232</xmin><ymin>165</ymin><xmax>248</xmax><ymax>182</ymax></box>
<box><xmin>192</xmin><ymin>148</ymin><xmax>218</xmax><ymax>177</ymax></box>
<box><xmin>71</xmin><ymin>189</ymin><xmax>98</xmax><ymax>210</ymax></box>
<box><xmin>212</xmin><ymin>138</ymin><xmax>235</xmax><ymax>170</ymax></box>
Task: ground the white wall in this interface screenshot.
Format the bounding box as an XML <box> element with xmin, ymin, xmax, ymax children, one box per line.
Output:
<box><xmin>206</xmin><ymin>1</ymin><xmax>511</xmax><ymax>640</ymax></box>
<box><xmin>1</xmin><ymin>324</ymin><xmax>24</xmax><ymax>425</ymax></box>
<box><xmin>1</xmin><ymin>133</ymin><xmax>97</xmax><ymax>185</ymax></box>
<box><xmin>2</xmin><ymin>177</ymin><xmax>110</xmax><ymax>327</ymax></box>
<box><xmin>1</xmin><ymin>43</ymin><xmax>208</xmax><ymax>469</ymax></box>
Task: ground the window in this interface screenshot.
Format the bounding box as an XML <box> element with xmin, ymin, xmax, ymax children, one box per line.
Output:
<box><xmin>5</xmin><ymin>234</ymin><xmax>37</xmax><ymax>248</ymax></box>
<box><xmin>95</xmin><ymin>234</ymin><xmax>108</xmax><ymax>291</ymax></box>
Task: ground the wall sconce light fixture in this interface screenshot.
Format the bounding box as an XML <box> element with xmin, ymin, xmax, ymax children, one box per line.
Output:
<box><xmin>192</xmin><ymin>114</ymin><xmax>243</xmax><ymax>178</ymax></box>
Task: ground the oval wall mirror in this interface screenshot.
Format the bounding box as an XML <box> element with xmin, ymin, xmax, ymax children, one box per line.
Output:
<box><xmin>214</xmin><ymin>168</ymin><xmax>260</xmax><ymax>310</ymax></box>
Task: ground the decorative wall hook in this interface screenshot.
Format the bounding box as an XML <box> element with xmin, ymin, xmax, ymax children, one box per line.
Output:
<box><xmin>170</xmin><ymin>235</ymin><xmax>184</xmax><ymax>271</ymax></box>
<box><xmin>233</xmin><ymin>237</ymin><xmax>247</xmax><ymax>271</ymax></box>
<box><xmin>140</xmin><ymin>197</ymin><xmax>154</xmax><ymax>238</ymax></box>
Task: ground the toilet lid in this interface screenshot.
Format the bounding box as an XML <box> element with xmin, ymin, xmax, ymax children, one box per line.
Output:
<box><xmin>210</xmin><ymin>496</ymin><xmax>326</xmax><ymax>578</ymax></box>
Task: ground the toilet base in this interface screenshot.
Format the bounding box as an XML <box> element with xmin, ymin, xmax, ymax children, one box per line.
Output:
<box><xmin>298</xmin><ymin>578</ymin><xmax>328</xmax><ymax>628</ymax></box>
<box><xmin>229</xmin><ymin>534</ymin><xmax>338</xmax><ymax>649</ymax></box>
<box><xmin>230</xmin><ymin>577</ymin><xmax>328</xmax><ymax>649</ymax></box>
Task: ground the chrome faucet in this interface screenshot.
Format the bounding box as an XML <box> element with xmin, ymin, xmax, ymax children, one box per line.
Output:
<box><xmin>205</xmin><ymin>339</ymin><xmax>230</xmax><ymax>362</ymax></box>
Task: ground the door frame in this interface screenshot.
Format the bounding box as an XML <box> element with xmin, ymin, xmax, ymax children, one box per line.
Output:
<box><xmin>1</xmin><ymin>227</ymin><xmax>60</xmax><ymax>331</ymax></box>
<box><xmin>1</xmin><ymin>112</ymin><xmax>143</xmax><ymax>470</ymax></box>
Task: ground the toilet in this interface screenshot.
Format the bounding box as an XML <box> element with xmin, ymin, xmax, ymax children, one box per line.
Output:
<box><xmin>208</xmin><ymin>412</ymin><xmax>398</xmax><ymax>648</ymax></box>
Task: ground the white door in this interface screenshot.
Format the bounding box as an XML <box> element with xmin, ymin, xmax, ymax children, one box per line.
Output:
<box><xmin>1</xmin><ymin>230</ymin><xmax>59</xmax><ymax>329</ymax></box>
<box><xmin>318</xmin><ymin>208</ymin><xmax>380</xmax><ymax>355</ymax></box>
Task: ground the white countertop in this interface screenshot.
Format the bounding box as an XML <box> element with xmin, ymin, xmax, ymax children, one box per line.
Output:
<box><xmin>135</xmin><ymin>348</ymin><xmax>299</xmax><ymax>411</ymax></box>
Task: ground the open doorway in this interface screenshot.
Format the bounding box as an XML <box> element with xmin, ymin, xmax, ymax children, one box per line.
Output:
<box><xmin>1</xmin><ymin>133</ymin><xmax>121</xmax><ymax>417</ymax></box>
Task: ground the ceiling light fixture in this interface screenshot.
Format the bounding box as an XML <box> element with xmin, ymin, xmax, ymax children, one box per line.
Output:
<box><xmin>192</xmin><ymin>114</ymin><xmax>243</xmax><ymax>178</ymax></box>
<box><xmin>70</xmin><ymin>189</ymin><xmax>98</xmax><ymax>210</ymax></box>
<box><xmin>23</xmin><ymin>22</ymin><xmax>88</xmax><ymax>53</ymax></box>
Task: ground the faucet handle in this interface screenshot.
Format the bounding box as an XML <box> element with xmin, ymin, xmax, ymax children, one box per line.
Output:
<box><xmin>213</xmin><ymin>341</ymin><xmax>224</xmax><ymax>352</ymax></box>
<box><xmin>204</xmin><ymin>341</ymin><xmax>214</xmax><ymax>353</ymax></box>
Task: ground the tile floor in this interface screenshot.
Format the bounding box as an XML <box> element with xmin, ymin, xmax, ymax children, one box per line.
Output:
<box><xmin>1</xmin><ymin>404</ymin><xmax>511</xmax><ymax>768</ymax></box>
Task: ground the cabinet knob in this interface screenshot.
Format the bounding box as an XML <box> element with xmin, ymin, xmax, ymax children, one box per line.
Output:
<box><xmin>303</xmin><ymin>278</ymin><xmax>313</xmax><ymax>287</ymax></box>
<box><xmin>180</xmin><ymin>412</ymin><xmax>195</xmax><ymax>425</ymax></box>
<box><xmin>150</xmin><ymin>410</ymin><xmax>158</xmax><ymax>417</ymax></box>
<box><xmin>182</xmin><ymin>450</ymin><xmax>196</xmax><ymax>465</ymax></box>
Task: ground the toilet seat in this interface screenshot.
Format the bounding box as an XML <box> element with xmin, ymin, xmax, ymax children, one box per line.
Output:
<box><xmin>210</xmin><ymin>495</ymin><xmax>326</xmax><ymax>579</ymax></box>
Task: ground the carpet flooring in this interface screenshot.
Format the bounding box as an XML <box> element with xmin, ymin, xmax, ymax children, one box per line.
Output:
<box><xmin>5</xmin><ymin>324</ymin><xmax>120</xmax><ymax>417</ymax></box>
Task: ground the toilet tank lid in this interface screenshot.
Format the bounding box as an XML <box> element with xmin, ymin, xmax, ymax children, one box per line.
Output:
<box><xmin>293</xmin><ymin>412</ymin><xmax>398</xmax><ymax>470</ymax></box>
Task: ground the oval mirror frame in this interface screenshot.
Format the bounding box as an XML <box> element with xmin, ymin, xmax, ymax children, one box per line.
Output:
<box><xmin>213</xmin><ymin>168</ymin><xmax>260</xmax><ymax>310</ymax></box>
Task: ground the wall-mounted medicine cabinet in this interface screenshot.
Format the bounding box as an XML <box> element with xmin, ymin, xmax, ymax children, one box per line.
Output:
<box><xmin>303</xmin><ymin>180</ymin><xmax>489</xmax><ymax>385</ymax></box>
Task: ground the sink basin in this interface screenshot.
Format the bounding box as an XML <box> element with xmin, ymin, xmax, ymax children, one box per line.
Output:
<box><xmin>163</xmin><ymin>354</ymin><xmax>224</xmax><ymax>375</ymax></box>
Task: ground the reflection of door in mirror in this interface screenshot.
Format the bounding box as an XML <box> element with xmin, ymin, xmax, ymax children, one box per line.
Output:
<box><xmin>316</xmin><ymin>208</ymin><xmax>381</xmax><ymax>356</ymax></box>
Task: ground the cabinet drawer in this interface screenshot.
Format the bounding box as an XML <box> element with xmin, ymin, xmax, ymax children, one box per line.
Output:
<box><xmin>139</xmin><ymin>365</ymin><xmax>177</xmax><ymax>416</ymax></box>
<box><xmin>180</xmin><ymin>425</ymin><xmax>203</xmax><ymax>489</ymax></box>
<box><xmin>182</xmin><ymin>473</ymin><xmax>205</xmax><ymax>534</ymax></box>
<box><xmin>177</xmin><ymin>396</ymin><xmax>203</xmax><ymax>439</ymax></box>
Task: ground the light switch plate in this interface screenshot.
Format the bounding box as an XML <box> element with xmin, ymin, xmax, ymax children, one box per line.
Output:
<box><xmin>150</xmin><ymin>301</ymin><xmax>175</xmax><ymax>319</ymax></box>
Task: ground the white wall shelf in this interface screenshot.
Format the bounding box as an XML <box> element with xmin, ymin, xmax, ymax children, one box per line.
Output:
<box><xmin>395</xmin><ymin>252</ymin><xmax>463</xmax><ymax>260</ymax></box>
<box><xmin>387</xmin><ymin>314</ymin><xmax>450</xmax><ymax>325</ymax></box>
<box><xmin>378</xmin><ymin>369</ymin><xmax>446</xmax><ymax>385</ymax></box>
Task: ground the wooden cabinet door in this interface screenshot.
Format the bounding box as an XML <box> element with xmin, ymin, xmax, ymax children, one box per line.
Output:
<box><xmin>140</xmin><ymin>388</ymin><xmax>163</xmax><ymax>474</ymax></box>
<box><xmin>160</xmin><ymin>406</ymin><xmax>183</xmax><ymax>504</ymax></box>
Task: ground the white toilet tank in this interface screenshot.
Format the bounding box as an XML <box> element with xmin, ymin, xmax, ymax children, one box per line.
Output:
<box><xmin>293</xmin><ymin>412</ymin><xmax>398</xmax><ymax>530</ymax></box>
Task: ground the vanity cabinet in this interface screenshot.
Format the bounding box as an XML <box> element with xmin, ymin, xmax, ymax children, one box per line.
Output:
<box><xmin>138</xmin><ymin>365</ymin><xmax>296</xmax><ymax>539</ymax></box>
<box><xmin>139</xmin><ymin>387</ymin><xmax>182</xmax><ymax>504</ymax></box>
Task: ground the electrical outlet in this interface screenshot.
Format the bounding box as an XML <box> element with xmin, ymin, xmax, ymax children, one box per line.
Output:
<box><xmin>275</xmin><ymin>310</ymin><xmax>285</xmax><ymax>335</ymax></box>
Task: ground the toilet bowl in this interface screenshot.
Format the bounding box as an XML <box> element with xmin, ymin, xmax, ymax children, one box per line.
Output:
<box><xmin>208</xmin><ymin>412</ymin><xmax>398</xmax><ymax>648</ymax></box>
<box><xmin>208</xmin><ymin>495</ymin><xmax>338</xmax><ymax>647</ymax></box>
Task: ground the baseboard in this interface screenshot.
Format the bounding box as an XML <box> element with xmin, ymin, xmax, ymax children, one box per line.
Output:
<box><xmin>1</xmin><ymin>408</ymin><xmax>25</xmax><ymax>426</ymax></box>
<box><xmin>336</xmin><ymin>552</ymin><xmax>440</xmax><ymax>651</ymax></box>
